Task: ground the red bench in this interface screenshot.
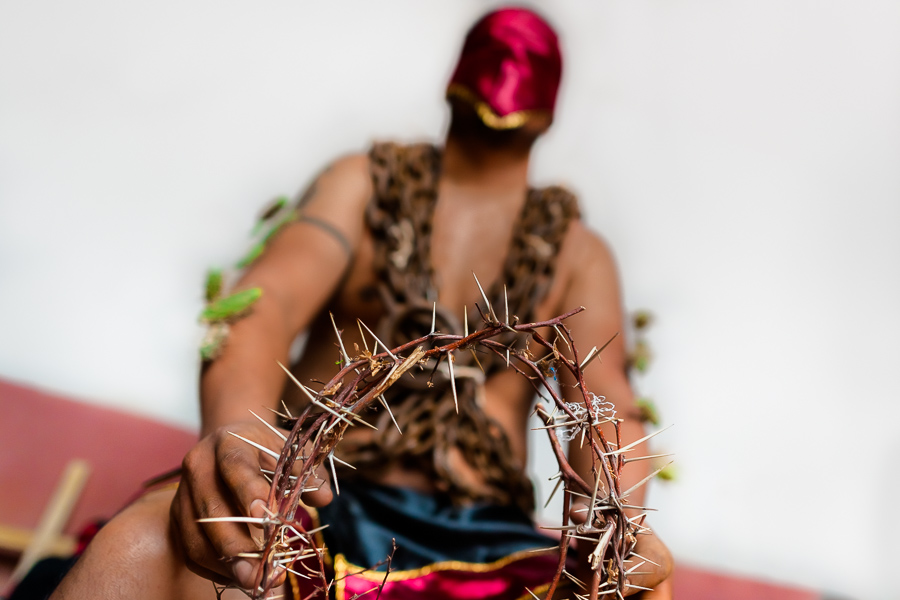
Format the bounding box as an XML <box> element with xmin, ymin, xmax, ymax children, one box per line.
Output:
<box><xmin>0</xmin><ymin>378</ymin><xmax>822</xmax><ymax>598</ymax></box>
<box><xmin>0</xmin><ymin>379</ymin><xmax>197</xmax><ymax>589</ymax></box>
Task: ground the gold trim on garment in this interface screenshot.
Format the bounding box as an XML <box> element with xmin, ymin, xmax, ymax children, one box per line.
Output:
<box><xmin>446</xmin><ymin>83</ymin><xmax>549</xmax><ymax>130</ymax></box>
<box><xmin>333</xmin><ymin>546</ymin><xmax>558</xmax><ymax>600</ymax></box>
<box><xmin>515</xmin><ymin>583</ymin><xmax>552</xmax><ymax>600</ymax></box>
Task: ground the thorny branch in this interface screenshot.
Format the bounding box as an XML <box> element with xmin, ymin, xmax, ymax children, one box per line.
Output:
<box><xmin>218</xmin><ymin>299</ymin><xmax>662</xmax><ymax>600</ymax></box>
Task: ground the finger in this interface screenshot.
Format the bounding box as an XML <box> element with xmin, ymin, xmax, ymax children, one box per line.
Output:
<box><xmin>195</xmin><ymin>479</ymin><xmax>264</xmax><ymax>588</ymax></box>
<box><xmin>568</xmin><ymin>500</ymin><xmax>590</xmax><ymax>526</ymax></box>
<box><xmin>215</xmin><ymin>425</ymin><xmax>280</xmax><ymax>519</ymax></box>
<box><xmin>179</xmin><ymin>441</ymin><xmax>264</xmax><ymax>588</ymax></box>
<box><xmin>171</xmin><ymin>479</ymin><xmax>252</xmax><ymax>585</ymax></box>
<box><xmin>172</xmin><ymin>449</ymin><xmax>227</xmax><ymax>579</ymax></box>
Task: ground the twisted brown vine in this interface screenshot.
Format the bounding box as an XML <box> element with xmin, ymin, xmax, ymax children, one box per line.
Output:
<box><xmin>213</xmin><ymin>302</ymin><xmax>664</xmax><ymax>600</ymax></box>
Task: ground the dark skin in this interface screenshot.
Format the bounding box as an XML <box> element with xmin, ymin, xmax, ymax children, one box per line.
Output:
<box><xmin>51</xmin><ymin>105</ymin><xmax>673</xmax><ymax>599</ymax></box>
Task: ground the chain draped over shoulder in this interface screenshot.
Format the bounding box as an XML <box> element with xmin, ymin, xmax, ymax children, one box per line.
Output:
<box><xmin>336</xmin><ymin>141</ymin><xmax>580</xmax><ymax>514</ymax></box>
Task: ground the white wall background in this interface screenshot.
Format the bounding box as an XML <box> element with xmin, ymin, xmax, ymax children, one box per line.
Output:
<box><xmin>2</xmin><ymin>2</ymin><xmax>898</xmax><ymax>598</ymax></box>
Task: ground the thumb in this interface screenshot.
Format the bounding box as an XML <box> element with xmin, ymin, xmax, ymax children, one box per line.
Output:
<box><xmin>569</xmin><ymin>500</ymin><xmax>591</xmax><ymax>528</ymax></box>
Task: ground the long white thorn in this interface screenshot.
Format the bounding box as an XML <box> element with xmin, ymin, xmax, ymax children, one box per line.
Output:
<box><xmin>278</xmin><ymin>362</ymin><xmax>315</xmax><ymax>401</ymax></box>
<box><xmin>303</xmin><ymin>524</ymin><xmax>330</xmax><ymax>536</ymax></box>
<box><xmin>469</xmin><ymin>349</ymin><xmax>484</xmax><ymax>376</ymax></box>
<box><xmin>523</xmin><ymin>546</ymin><xmax>562</xmax><ymax>553</ymax></box>
<box><xmin>620</xmin><ymin>461</ymin><xmax>674</xmax><ymax>499</ymax></box>
<box><xmin>553</xmin><ymin>325</ymin><xmax>571</xmax><ymax>351</ymax></box>
<box><xmin>281</xmin><ymin>400</ymin><xmax>294</xmax><ymax>420</ymax></box>
<box><xmin>588</xmin><ymin>468</ymin><xmax>604</xmax><ymax>520</ymax></box>
<box><xmin>378</xmin><ymin>395</ymin><xmax>402</xmax><ymax>434</ymax></box>
<box><xmin>472</xmin><ymin>272</ymin><xmax>497</xmax><ymax>322</ymax></box>
<box><xmin>358</xmin><ymin>319</ymin><xmax>397</xmax><ymax>360</ymax></box>
<box><xmin>354</xmin><ymin>415</ymin><xmax>379</xmax><ymax>430</ymax></box>
<box><xmin>248</xmin><ymin>410</ymin><xmax>287</xmax><ymax>441</ymax></box>
<box><xmin>356</xmin><ymin>319</ymin><xmax>370</xmax><ymax>354</ymax></box>
<box><xmin>531</xmin><ymin>419</ymin><xmax>580</xmax><ymax>430</ymax></box>
<box><xmin>331</xmin><ymin>454</ymin><xmax>356</xmax><ymax>470</ymax></box>
<box><xmin>544</xmin><ymin>475</ymin><xmax>564</xmax><ymax>509</ymax></box>
<box><xmin>278</xmin><ymin>362</ymin><xmax>354</xmax><ymax>426</ymax></box>
<box><xmin>328</xmin><ymin>452</ymin><xmax>340</xmax><ymax>496</ymax></box>
<box><xmin>504</xmin><ymin>285</ymin><xmax>509</xmax><ymax>324</ymax></box>
<box><xmin>265</xmin><ymin>406</ymin><xmax>292</xmax><ymax>421</ymax></box>
<box><xmin>448</xmin><ymin>351</ymin><xmax>458</xmax><ymax>413</ymax></box>
<box><xmin>626</xmin><ymin>560</ymin><xmax>647</xmax><ymax>575</ymax></box>
<box><xmin>623</xmin><ymin>452</ymin><xmax>675</xmax><ymax>464</ymax></box>
<box><xmin>579</xmin><ymin>346</ymin><xmax>599</xmax><ymax>370</ymax></box>
<box><xmin>329</xmin><ymin>312</ymin><xmax>351</xmax><ymax>366</ymax></box>
<box><xmin>227</xmin><ymin>431</ymin><xmax>280</xmax><ymax>460</ymax></box>
<box><xmin>260</xmin><ymin>469</ymin><xmax>296</xmax><ymax>481</ymax></box>
<box><xmin>197</xmin><ymin>516</ymin><xmax>269</xmax><ymax>524</ymax></box>
<box><xmin>563</xmin><ymin>570</ymin><xmax>588</xmax><ymax>590</ymax></box>
<box><xmin>628</xmin><ymin>552</ymin><xmax>662</xmax><ymax>568</ymax></box>
<box><xmin>464</xmin><ymin>305</ymin><xmax>468</xmax><ymax>337</ymax></box>
<box><xmin>283</xmin><ymin>566</ymin><xmax>311</xmax><ymax>579</ymax></box>
<box><xmin>300</xmin><ymin>383</ymin><xmax>320</xmax><ymax>400</ymax></box>
<box><xmin>605</xmin><ymin>424</ymin><xmax>674</xmax><ymax>456</ymax></box>
<box><xmin>431</xmin><ymin>302</ymin><xmax>437</xmax><ymax>334</ymax></box>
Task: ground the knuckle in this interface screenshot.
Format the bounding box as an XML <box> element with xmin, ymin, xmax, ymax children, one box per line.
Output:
<box><xmin>218</xmin><ymin>535</ymin><xmax>251</xmax><ymax>559</ymax></box>
<box><xmin>198</xmin><ymin>495</ymin><xmax>229</xmax><ymax>520</ymax></box>
<box><xmin>181</xmin><ymin>531</ymin><xmax>211</xmax><ymax>566</ymax></box>
<box><xmin>181</xmin><ymin>446</ymin><xmax>203</xmax><ymax>474</ymax></box>
<box><xmin>218</xmin><ymin>445</ymin><xmax>253</xmax><ymax>482</ymax></box>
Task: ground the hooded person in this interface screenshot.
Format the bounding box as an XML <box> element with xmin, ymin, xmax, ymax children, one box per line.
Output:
<box><xmin>42</xmin><ymin>8</ymin><xmax>673</xmax><ymax>600</ymax></box>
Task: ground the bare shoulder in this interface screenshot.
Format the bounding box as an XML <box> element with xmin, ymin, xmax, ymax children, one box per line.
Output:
<box><xmin>266</xmin><ymin>153</ymin><xmax>373</xmax><ymax>258</ymax></box>
<box><xmin>562</xmin><ymin>220</ymin><xmax>618</xmax><ymax>274</ymax></box>
<box><xmin>546</xmin><ymin>219</ymin><xmax>622</xmax><ymax>313</ymax></box>
<box><xmin>299</xmin><ymin>153</ymin><xmax>372</xmax><ymax>221</ymax></box>
<box><xmin>233</xmin><ymin>153</ymin><xmax>373</xmax><ymax>318</ymax></box>
<box><xmin>545</xmin><ymin>220</ymin><xmax>630</xmax><ymax>385</ymax></box>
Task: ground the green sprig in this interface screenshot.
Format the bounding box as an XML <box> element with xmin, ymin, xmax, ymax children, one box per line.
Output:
<box><xmin>201</xmin><ymin>287</ymin><xmax>262</xmax><ymax>322</ymax></box>
<box><xmin>205</xmin><ymin>269</ymin><xmax>223</xmax><ymax>302</ymax></box>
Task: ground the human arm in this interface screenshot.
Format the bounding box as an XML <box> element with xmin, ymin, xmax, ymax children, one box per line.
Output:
<box><xmin>555</xmin><ymin>223</ymin><xmax>673</xmax><ymax>595</ymax></box>
<box><xmin>171</xmin><ymin>155</ymin><xmax>372</xmax><ymax>587</ymax></box>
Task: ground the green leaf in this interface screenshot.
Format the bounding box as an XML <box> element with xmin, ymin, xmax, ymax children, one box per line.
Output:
<box><xmin>204</xmin><ymin>269</ymin><xmax>223</xmax><ymax>302</ymax></box>
<box><xmin>201</xmin><ymin>287</ymin><xmax>262</xmax><ymax>322</ymax></box>
<box><xmin>238</xmin><ymin>212</ymin><xmax>296</xmax><ymax>269</ymax></box>
<box><xmin>261</xmin><ymin>212</ymin><xmax>296</xmax><ymax>244</ymax></box>
<box><xmin>259</xmin><ymin>196</ymin><xmax>288</xmax><ymax>222</ymax></box>
<box><xmin>236</xmin><ymin>241</ymin><xmax>265</xmax><ymax>269</ymax></box>
<box><xmin>252</xmin><ymin>196</ymin><xmax>289</xmax><ymax>235</ymax></box>
<box><xmin>655</xmin><ymin>463</ymin><xmax>677</xmax><ymax>482</ymax></box>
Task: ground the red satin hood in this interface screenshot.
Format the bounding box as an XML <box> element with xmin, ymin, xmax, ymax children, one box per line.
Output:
<box><xmin>447</xmin><ymin>8</ymin><xmax>562</xmax><ymax>129</ymax></box>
